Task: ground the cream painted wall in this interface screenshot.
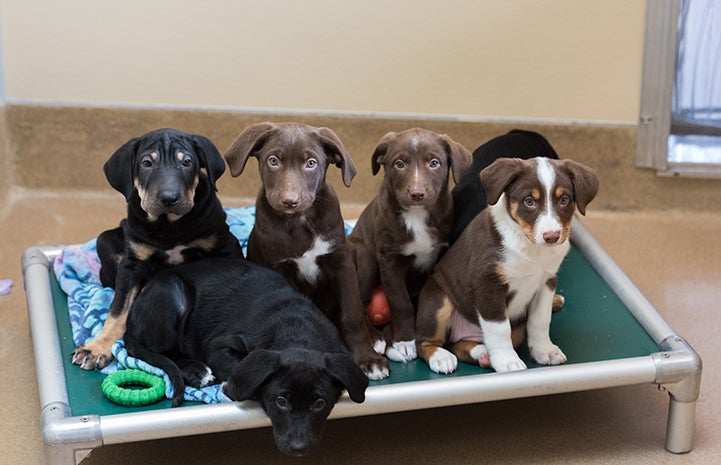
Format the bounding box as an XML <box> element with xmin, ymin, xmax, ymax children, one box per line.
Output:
<box><xmin>0</xmin><ymin>0</ymin><xmax>646</xmax><ymax>123</ymax></box>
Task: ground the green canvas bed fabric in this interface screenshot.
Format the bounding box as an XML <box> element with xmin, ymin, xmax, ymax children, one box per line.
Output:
<box><xmin>23</xmin><ymin>219</ymin><xmax>702</xmax><ymax>465</ymax></box>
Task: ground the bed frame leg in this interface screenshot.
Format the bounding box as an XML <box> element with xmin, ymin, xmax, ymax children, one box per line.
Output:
<box><xmin>41</xmin><ymin>403</ymin><xmax>102</xmax><ymax>465</ymax></box>
<box><xmin>654</xmin><ymin>336</ymin><xmax>702</xmax><ymax>454</ymax></box>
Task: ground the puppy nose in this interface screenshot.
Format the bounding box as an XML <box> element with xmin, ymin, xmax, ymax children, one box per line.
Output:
<box><xmin>410</xmin><ymin>189</ymin><xmax>426</xmax><ymax>202</ymax></box>
<box><xmin>287</xmin><ymin>440</ymin><xmax>310</xmax><ymax>456</ymax></box>
<box><xmin>543</xmin><ymin>230</ymin><xmax>561</xmax><ymax>244</ymax></box>
<box><xmin>281</xmin><ymin>193</ymin><xmax>300</xmax><ymax>209</ymax></box>
<box><xmin>159</xmin><ymin>191</ymin><xmax>180</xmax><ymax>207</ymax></box>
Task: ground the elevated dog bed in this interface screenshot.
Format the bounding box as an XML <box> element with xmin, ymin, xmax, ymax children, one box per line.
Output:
<box><xmin>23</xmin><ymin>208</ymin><xmax>701</xmax><ymax>465</ymax></box>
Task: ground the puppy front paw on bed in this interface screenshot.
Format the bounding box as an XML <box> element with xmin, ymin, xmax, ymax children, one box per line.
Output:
<box><xmin>417</xmin><ymin>153</ymin><xmax>599</xmax><ymax>375</ymax></box>
<box><xmin>347</xmin><ymin>128</ymin><xmax>472</xmax><ymax>365</ymax></box>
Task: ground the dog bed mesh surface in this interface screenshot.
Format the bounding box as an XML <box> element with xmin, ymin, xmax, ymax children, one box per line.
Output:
<box><xmin>49</xmin><ymin>207</ymin><xmax>657</xmax><ymax>416</ymax></box>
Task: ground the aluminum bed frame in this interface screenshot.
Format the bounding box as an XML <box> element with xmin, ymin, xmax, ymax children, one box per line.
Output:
<box><xmin>22</xmin><ymin>219</ymin><xmax>702</xmax><ymax>465</ymax></box>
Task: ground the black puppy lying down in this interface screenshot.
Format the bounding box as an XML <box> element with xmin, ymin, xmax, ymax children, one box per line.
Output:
<box><xmin>123</xmin><ymin>258</ymin><xmax>369</xmax><ymax>456</ymax></box>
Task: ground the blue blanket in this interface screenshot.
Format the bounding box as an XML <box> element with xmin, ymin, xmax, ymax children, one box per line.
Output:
<box><xmin>53</xmin><ymin>207</ymin><xmax>260</xmax><ymax>404</ymax></box>
<box><xmin>55</xmin><ymin>206</ymin><xmax>355</xmax><ymax>405</ymax></box>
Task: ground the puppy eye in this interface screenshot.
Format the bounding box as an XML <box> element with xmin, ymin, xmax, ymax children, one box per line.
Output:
<box><xmin>310</xmin><ymin>399</ymin><xmax>326</xmax><ymax>412</ymax></box>
<box><xmin>305</xmin><ymin>158</ymin><xmax>318</xmax><ymax>169</ymax></box>
<box><xmin>268</xmin><ymin>156</ymin><xmax>280</xmax><ymax>167</ymax></box>
<box><xmin>523</xmin><ymin>197</ymin><xmax>536</xmax><ymax>208</ymax></box>
<box><xmin>559</xmin><ymin>194</ymin><xmax>570</xmax><ymax>206</ymax></box>
<box><xmin>429</xmin><ymin>158</ymin><xmax>441</xmax><ymax>169</ymax></box>
<box><xmin>141</xmin><ymin>159</ymin><xmax>153</xmax><ymax>169</ymax></box>
<box><xmin>393</xmin><ymin>160</ymin><xmax>405</xmax><ymax>170</ymax></box>
<box><xmin>275</xmin><ymin>396</ymin><xmax>290</xmax><ymax>410</ymax></box>
<box><xmin>181</xmin><ymin>158</ymin><xmax>193</xmax><ymax>168</ymax></box>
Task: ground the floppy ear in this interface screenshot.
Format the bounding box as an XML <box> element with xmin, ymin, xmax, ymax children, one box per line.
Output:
<box><xmin>560</xmin><ymin>159</ymin><xmax>599</xmax><ymax>215</ymax></box>
<box><xmin>324</xmin><ymin>353</ymin><xmax>369</xmax><ymax>403</ymax></box>
<box><xmin>439</xmin><ymin>135</ymin><xmax>472</xmax><ymax>183</ymax></box>
<box><xmin>189</xmin><ymin>134</ymin><xmax>225</xmax><ymax>191</ymax></box>
<box><xmin>479</xmin><ymin>158</ymin><xmax>528</xmax><ymax>206</ymax></box>
<box><xmin>222</xmin><ymin>350</ymin><xmax>281</xmax><ymax>401</ymax></box>
<box><xmin>103</xmin><ymin>137</ymin><xmax>140</xmax><ymax>201</ymax></box>
<box><xmin>316</xmin><ymin>127</ymin><xmax>357</xmax><ymax>187</ymax></box>
<box><xmin>371</xmin><ymin>132</ymin><xmax>396</xmax><ymax>176</ymax></box>
<box><xmin>223</xmin><ymin>122</ymin><xmax>277</xmax><ymax>177</ymax></box>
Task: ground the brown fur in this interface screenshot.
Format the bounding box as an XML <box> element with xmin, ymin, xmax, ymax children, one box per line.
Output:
<box><xmin>347</xmin><ymin>128</ymin><xmax>471</xmax><ymax>360</ymax></box>
<box><xmin>224</xmin><ymin>122</ymin><xmax>389</xmax><ymax>379</ymax></box>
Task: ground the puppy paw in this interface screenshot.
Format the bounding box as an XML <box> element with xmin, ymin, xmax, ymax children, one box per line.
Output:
<box><xmin>182</xmin><ymin>362</ymin><xmax>216</xmax><ymax>388</ymax></box>
<box><xmin>372</xmin><ymin>339</ymin><xmax>387</xmax><ymax>355</ymax></box>
<box><xmin>469</xmin><ymin>344</ymin><xmax>491</xmax><ymax>368</ymax></box>
<box><xmin>490</xmin><ymin>350</ymin><xmax>527</xmax><ymax>372</ymax></box>
<box><xmin>428</xmin><ymin>348</ymin><xmax>458</xmax><ymax>374</ymax></box>
<box><xmin>385</xmin><ymin>340</ymin><xmax>417</xmax><ymax>363</ymax></box>
<box><xmin>361</xmin><ymin>356</ymin><xmax>391</xmax><ymax>380</ymax></box>
<box><xmin>71</xmin><ymin>344</ymin><xmax>113</xmax><ymax>371</ymax></box>
<box><xmin>531</xmin><ymin>344</ymin><xmax>567</xmax><ymax>366</ymax></box>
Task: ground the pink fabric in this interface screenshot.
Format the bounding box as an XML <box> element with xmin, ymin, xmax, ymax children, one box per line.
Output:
<box><xmin>449</xmin><ymin>310</ymin><xmax>485</xmax><ymax>344</ymax></box>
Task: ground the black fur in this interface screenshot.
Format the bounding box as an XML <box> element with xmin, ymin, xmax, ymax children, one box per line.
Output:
<box><xmin>124</xmin><ymin>258</ymin><xmax>368</xmax><ymax>457</ymax></box>
<box><xmin>72</xmin><ymin>128</ymin><xmax>243</xmax><ymax>371</ymax></box>
<box><xmin>450</xmin><ymin>129</ymin><xmax>559</xmax><ymax>243</ymax></box>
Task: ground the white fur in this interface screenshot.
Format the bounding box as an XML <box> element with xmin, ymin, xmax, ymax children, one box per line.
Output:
<box><xmin>372</xmin><ymin>339</ymin><xmax>387</xmax><ymax>355</ymax></box>
<box><xmin>365</xmin><ymin>364</ymin><xmax>390</xmax><ymax>381</ymax></box>
<box><xmin>293</xmin><ymin>236</ymin><xmax>334</xmax><ymax>285</ymax></box>
<box><xmin>199</xmin><ymin>366</ymin><xmax>215</xmax><ymax>387</ymax></box>
<box><xmin>534</xmin><ymin>158</ymin><xmax>563</xmax><ymax>245</ymax></box>
<box><xmin>385</xmin><ymin>340</ymin><xmax>417</xmax><ymax>362</ymax></box>
<box><xmin>401</xmin><ymin>207</ymin><xmax>440</xmax><ymax>271</ymax></box>
<box><xmin>478</xmin><ymin>315</ymin><xmax>526</xmax><ymax>372</ymax></box>
<box><xmin>165</xmin><ymin>245</ymin><xmax>188</xmax><ymax>265</ymax></box>
<box><xmin>429</xmin><ymin>347</ymin><xmax>458</xmax><ymax>374</ymax></box>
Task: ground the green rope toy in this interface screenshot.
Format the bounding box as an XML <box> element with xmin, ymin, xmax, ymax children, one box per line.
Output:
<box><xmin>101</xmin><ymin>369</ymin><xmax>166</xmax><ymax>406</ymax></box>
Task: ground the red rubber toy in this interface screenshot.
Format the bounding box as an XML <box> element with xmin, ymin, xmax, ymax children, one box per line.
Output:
<box><xmin>367</xmin><ymin>286</ymin><xmax>391</xmax><ymax>326</ymax></box>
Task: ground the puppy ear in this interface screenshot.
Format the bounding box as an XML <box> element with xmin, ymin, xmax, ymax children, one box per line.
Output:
<box><xmin>439</xmin><ymin>135</ymin><xmax>472</xmax><ymax>183</ymax></box>
<box><xmin>189</xmin><ymin>134</ymin><xmax>225</xmax><ymax>191</ymax></box>
<box><xmin>480</xmin><ymin>158</ymin><xmax>528</xmax><ymax>206</ymax></box>
<box><xmin>223</xmin><ymin>349</ymin><xmax>281</xmax><ymax>401</ymax></box>
<box><xmin>224</xmin><ymin>122</ymin><xmax>277</xmax><ymax>177</ymax></box>
<box><xmin>560</xmin><ymin>159</ymin><xmax>599</xmax><ymax>215</ymax></box>
<box><xmin>317</xmin><ymin>127</ymin><xmax>357</xmax><ymax>187</ymax></box>
<box><xmin>371</xmin><ymin>132</ymin><xmax>396</xmax><ymax>176</ymax></box>
<box><xmin>103</xmin><ymin>137</ymin><xmax>140</xmax><ymax>201</ymax></box>
<box><xmin>324</xmin><ymin>353</ymin><xmax>369</xmax><ymax>403</ymax></box>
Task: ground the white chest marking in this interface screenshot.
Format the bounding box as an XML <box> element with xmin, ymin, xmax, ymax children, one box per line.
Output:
<box><xmin>401</xmin><ymin>207</ymin><xmax>440</xmax><ymax>271</ymax></box>
<box><xmin>490</xmin><ymin>195</ymin><xmax>569</xmax><ymax>321</ymax></box>
<box><xmin>293</xmin><ymin>236</ymin><xmax>333</xmax><ymax>285</ymax></box>
<box><xmin>166</xmin><ymin>245</ymin><xmax>188</xmax><ymax>265</ymax></box>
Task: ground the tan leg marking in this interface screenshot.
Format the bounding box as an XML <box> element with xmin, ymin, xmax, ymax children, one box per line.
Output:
<box><xmin>419</xmin><ymin>296</ymin><xmax>454</xmax><ymax>362</ymax></box>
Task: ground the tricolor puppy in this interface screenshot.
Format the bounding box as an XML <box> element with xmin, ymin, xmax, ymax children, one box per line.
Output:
<box><xmin>72</xmin><ymin>128</ymin><xmax>243</xmax><ymax>370</ymax></box>
<box><xmin>224</xmin><ymin>122</ymin><xmax>390</xmax><ymax>380</ymax></box>
<box><xmin>348</xmin><ymin>128</ymin><xmax>471</xmax><ymax>362</ymax></box>
<box><xmin>416</xmin><ymin>157</ymin><xmax>599</xmax><ymax>374</ymax></box>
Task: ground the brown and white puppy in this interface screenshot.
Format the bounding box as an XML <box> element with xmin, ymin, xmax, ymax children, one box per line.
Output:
<box><xmin>347</xmin><ymin>128</ymin><xmax>471</xmax><ymax>362</ymax></box>
<box><xmin>72</xmin><ymin>128</ymin><xmax>243</xmax><ymax>370</ymax></box>
<box><xmin>416</xmin><ymin>157</ymin><xmax>599</xmax><ymax>374</ymax></box>
<box><xmin>224</xmin><ymin>122</ymin><xmax>390</xmax><ymax>380</ymax></box>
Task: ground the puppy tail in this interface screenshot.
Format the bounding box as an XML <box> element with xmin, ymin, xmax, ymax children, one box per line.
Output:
<box><xmin>127</xmin><ymin>345</ymin><xmax>186</xmax><ymax>407</ymax></box>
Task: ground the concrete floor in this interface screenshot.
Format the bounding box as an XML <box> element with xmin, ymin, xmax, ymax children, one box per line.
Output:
<box><xmin>1</xmin><ymin>188</ymin><xmax>718</xmax><ymax>465</ymax></box>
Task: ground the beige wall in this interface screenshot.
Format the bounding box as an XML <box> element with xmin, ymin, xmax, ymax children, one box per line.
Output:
<box><xmin>0</xmin><ymin>0</ymin><xmax>646</xmax><ymax>123</ymax></box>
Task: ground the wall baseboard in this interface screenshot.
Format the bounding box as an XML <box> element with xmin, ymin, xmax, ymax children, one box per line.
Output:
<box><xmin>4</xmin><ymin>103</ymin><xmax>720</xmax><ymax>211</ymax></box>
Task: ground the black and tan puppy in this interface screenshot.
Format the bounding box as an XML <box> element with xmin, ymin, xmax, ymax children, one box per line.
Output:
<box><xmin>347</xmin><ymin>128</ymin><xmax>471</xmax><ymax>362</ymax></box>
<box><xmin>224</xmin><ymin>122</ymin><xmax>389</xmax><ymax>380</ymax></box>
<box><xmin>124</xmin><ymin>258</ymin><xmax>368</xmax><ymax>457</ymax></box>
<box><xmin>72</xmin><ymin>128</ymin><xmax>243</xmax><ymax>370</ymax></box>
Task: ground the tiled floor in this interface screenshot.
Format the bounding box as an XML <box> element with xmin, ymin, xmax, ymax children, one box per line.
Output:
<box><xmin>1</xmin><ymin>188</ymin><xmax>718</xmax><ymax>465</ymax></box>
